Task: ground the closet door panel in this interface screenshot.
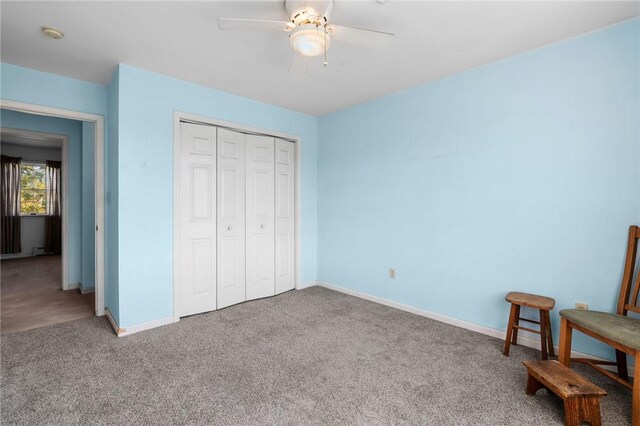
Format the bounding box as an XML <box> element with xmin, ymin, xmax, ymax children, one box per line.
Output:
<box><xmin>275</xmin><ymin>139</ymin><xmax>295</xmax><ymax>294</ymax></box>
<box><xmin>246</xmin><ymin>135</ymin><xmax>275</xmax><ymax>300</ymax></box>
<box><xmin>217</xmin><ymin>128</ymin><xmax>246</xmax><ymax>309</ymax></box>
<box><xmin>178</xmin><ymin>123</ymin><xmax>217</xmax><ymax>317</ymax></box>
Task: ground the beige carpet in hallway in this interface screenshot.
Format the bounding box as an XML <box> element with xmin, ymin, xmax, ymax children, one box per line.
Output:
<box><xmin>0</xmin><ymin>255</ymin><xmax>94</xmax><ymax>334</ymax></box>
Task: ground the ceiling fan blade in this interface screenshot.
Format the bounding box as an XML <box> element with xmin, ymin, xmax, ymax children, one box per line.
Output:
<box><xmin>316</xmin><ymin>0</ymin><xmax>333</xmax><ymax>20</ymax></box>
<box><xmin>289</xmin><ymin>53</ymin><xmax>310</xmax><ymax>75</ymax></box>
<box><xmin>327</xmin><ymin>24</ymin><xmax>394</xmax><ymax>48</ymax></box>
<box><xmin>218</xmin><ymin>18</ymin><xmax>294</xmax><ymax>32</ymax></box>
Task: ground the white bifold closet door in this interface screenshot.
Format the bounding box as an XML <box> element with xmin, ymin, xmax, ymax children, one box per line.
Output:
<box><xmin>178</xmin><ymin>123</ymin><xmax>217</xmax><ymax>317</ymax></box>
<box><xmin>177</xmin><ymin>123</ymin><xmax>295</xmax><ymax>317</ymax></box>
<box><xmin>217</xmin><ymin>128</ymin><xmax>246</xmax><ymax>309</ymax></box>
<box><xmin>275</xmin><ymin>139</ymin><xmax>295</xmax><ymax>294</ymax></box>
<box><xmin>245</xmin><ymin>135</ymin><xmax>275</xmax><ymax>300</ymax></box>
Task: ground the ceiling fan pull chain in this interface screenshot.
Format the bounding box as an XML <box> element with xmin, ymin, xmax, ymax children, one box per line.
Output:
<box><xmin>323</xmin><ymin>25</ymin><xmax>328</xmax><ymax>67</ymax></box>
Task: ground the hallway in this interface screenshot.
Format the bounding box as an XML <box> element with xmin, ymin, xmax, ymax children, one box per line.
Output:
<box><xmin>1</xmin><ymin>255</ymin><xmax>94</xmax><ymax>334</ymax></box>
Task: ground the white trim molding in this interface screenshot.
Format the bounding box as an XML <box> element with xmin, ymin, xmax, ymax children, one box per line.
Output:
<box><xmin>297</xmin><ymin>280</ymin><xmax>318</xmax><ymax>290</ymax></box>
<box><xmin>1</xmin><ymin>99</ymin><xmax>106</xmax><ymax>317</ymax></box>
<box><xmin>317</xmin><ymin>281</ymin><xmax>634</xmax><ymax>377</ymax></box>
<box><xmin>105</xmin><ymin>308</ymin><xmax>121</xmax><ymax>336</ymax></box>
<box><xmin>79</xmin><ymin>282</ymin><xmax>95</xmax><ymax>295</ymax></box>
<box><xmin>105</xmin><ymin>308</ymin><xmax>177</xmax><ymax>337</ymax></box>
<box><xmin>118</xmin><ymin>317</ymin><xmax>177</xmax><ymax>337</ymax></box>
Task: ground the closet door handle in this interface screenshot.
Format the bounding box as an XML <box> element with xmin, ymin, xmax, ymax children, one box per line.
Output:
<box><xmin>227</xmin><ymin>226</ymin><xmax>233</xmax><ymax>231</ymax></box>
<box><xmin>260</xmin><ymin>224</ymin><xmax>265</xmax><ymax>229</ymax></box>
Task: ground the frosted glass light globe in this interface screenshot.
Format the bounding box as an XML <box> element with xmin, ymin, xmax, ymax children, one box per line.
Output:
<box><xmin>290</xmin><ymin>24</ymin><xmax>331</xmax><ymax>57</ymax></box>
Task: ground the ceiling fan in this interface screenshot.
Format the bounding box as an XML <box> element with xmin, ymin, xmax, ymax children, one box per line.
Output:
<box><xmin>218</xmin><ymin>0</ymin><xmax>394</xmax><ymax>73</ymax></box>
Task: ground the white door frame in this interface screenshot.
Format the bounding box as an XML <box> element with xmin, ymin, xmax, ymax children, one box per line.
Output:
<box><xmin>1</xmin><ymin>99</ymin><xmax>106</xmax><ymax>316</ymax></box>
<box><xmin>173</xmin><ymin>111</ymin><xmax>302</xmax><ymax>322</ymax></box>
<box><xmin>0</xmin><ymin>127</ymin><xmax>70</xmax><ymax>289</ymax></box>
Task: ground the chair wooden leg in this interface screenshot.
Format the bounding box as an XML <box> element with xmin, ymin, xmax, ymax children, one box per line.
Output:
<box><xmin>539</xmin><ymin>309</ymin><xmax>548</xmax><ymax>360</ymax></box>
<box><xmin>558</xmin><ymin>317</ymin><xmax>572</xmax><ymax>367</ymax></box>
<box><xmin>511</xmin><ymin>305</ymin><xmax>521</xmax><ymax>345</ymax></box>
<box><xmin>546</xmin><ymin>311</ymin><xmax>555</xmax><ymax>358</ymax></box>
<box><xmin>615</xmin><ymin>349</ymin><xmax>629</xmax><ymax>381</ymax></box>
<box><xmin>633</xmin><ymin>353</ymin><xmax>639</xmax><ymax>426</ymax></box>
<box><xmin>504</xmin><ymin>304</ymin><xmax>517</xmax><ymax>356</ymax></box>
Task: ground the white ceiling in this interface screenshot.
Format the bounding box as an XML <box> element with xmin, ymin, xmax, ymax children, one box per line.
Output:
<box><xmin>1</xmin><ymin>135</ymin><xmax>63</xmax><ymax>149</ymax></box>
<box><xmin>1</xmin><ymin>1</ymin><xmax>638</xmax><ymax>116</ymax></box>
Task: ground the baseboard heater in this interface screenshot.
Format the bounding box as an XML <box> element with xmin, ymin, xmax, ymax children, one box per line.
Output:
<box><xmin>32</xmin><ymin>247</ymin><xmax>54</xmax><ymax>256</ymax></box>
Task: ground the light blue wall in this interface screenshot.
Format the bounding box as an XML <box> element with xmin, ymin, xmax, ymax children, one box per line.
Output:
<box><xmin>0</xmin><ymin>109</ymin><xmax>83</xmax><ymax>284</ymax></box>
<box><xmin>115</xmin><ymin>64</ymin><xmax>318</xmax><ymax>327</ymax></box>
<box><xmin>2</xmin><ymin>17</ymin><xmax>636</xmax><ymax>356</ymax></box>
<box><xmin>81</xmin><ymin>122</ymin><xmax>96</xmax><ymax>290</ymax></box>
<box><xmin>0</xmin><ymin>63</ymin><xmax>107</xmax><ymax>116</ymax></box>
<box><xmin>106</xmin><ymin>69</ymin><xmax>120</xmax><ymax>322</ymax></box>
<box><xmin>318</xmin><ymin>18</ymin><xmax>640</xmax><ymax>359</ymax></box>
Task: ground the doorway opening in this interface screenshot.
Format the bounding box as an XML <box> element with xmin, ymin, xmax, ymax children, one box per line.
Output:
<box><xmin>0</xmin><ymin>102</ymin><xmax>105</xmax><ymax>333</ymax></box>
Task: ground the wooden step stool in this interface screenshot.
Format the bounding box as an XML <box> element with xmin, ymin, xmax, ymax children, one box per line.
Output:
<box><xmin>523</xmin><ymin>360</ymin><xmax>607</xmax><ymax>426</ymax></box>
<box><xmin>504</xmin><ymin>291</ymin><xmax>556</xmax><ymax>360</ymax></box>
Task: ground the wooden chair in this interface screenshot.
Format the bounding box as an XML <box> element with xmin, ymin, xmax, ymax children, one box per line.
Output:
<box><xmin>558</xmin><ymin>225</ymin><xmax>640</xmax><ymax>425</ymax></box>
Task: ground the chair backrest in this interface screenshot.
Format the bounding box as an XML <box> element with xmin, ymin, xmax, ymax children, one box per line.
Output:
<box><xmin>617</xmin><ymin>225</ymin><xmax>640</xmax><ymax>316</ymax></box>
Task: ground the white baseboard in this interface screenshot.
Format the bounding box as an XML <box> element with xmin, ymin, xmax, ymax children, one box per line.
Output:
<box><xmin>317</xmin><ymin>281</ymin><xmax>634</xmax><ymax>377</ymax></box>
<box><xmin>0</xmin><ymin>253</ymin><xmax>33</xmax><ymax>260</ymax></box>
<box><xmin>1</xmin><ymin>252</ymin><xmax>56</xmax><ymax>260</ymax></box>
<box><xmin>105</xmin><ymin>308</ymin><xmax>121</xmax><ymax>336</ymax></box>
<box><xmin>105</xmin><ymin>308</ymin><xmax>177</xmax><ymax>337</ymax></box>
<box><xmin>67</xmin><ymin>282</ymin><xmax>80</xmax><ymax>290</ymax></box>
<box><xmin>112</xmin><ymin>283</ymin><xmax>315</xmax><ymax>337</ymax></box>
<box><xmin>79</xmin><ymin>283</ymin><xmax>95</xmax><ymax>294</ymax></box>
<box><xmin>117</xmin><ymin>316</ymin><xmax>178</xmax><ymax>337</ymax></box>
<box><xmin>297</xmin><ymin>280</ymin><xmax>318</xmax><ymax>290</ymax></box>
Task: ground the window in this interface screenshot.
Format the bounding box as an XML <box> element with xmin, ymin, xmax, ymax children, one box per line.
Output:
<box><xmin>20</xmin><ymin>162</ymin><xmax>47</xmax><ymax>215</ymax></box>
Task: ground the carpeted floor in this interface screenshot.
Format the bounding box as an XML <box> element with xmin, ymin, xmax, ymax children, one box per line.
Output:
<box><xmin>0</xmin><ymin>286</ymin><xmax>633</xmax><ymax>425</ymax></box>
<box><xmin>1</xmin><ymin>255</ymin><xmax>95</xmax><ymax>334</ymax></box>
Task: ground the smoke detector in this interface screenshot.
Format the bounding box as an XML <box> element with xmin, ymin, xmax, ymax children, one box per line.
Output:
<box><xmin>41</xmin><ymin>26</ymin><xmax>64</xmax><ymax>39</ymax></box>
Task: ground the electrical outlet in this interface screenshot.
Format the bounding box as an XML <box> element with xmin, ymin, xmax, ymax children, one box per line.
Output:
<box><xmin>575</xmin><ymin>302</ymin><xmax>589</xmax><ymax>311</ymax></box>
<box><xmin>388</xmin><ymin>268</ymin><xmax>396</xmax><ymax>279</ymax></box>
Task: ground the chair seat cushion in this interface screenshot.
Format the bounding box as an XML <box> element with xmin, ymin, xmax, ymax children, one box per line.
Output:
<box><xmin>560</xmin><ymin>309</ymin><xmax>640</xmax><ymax>351</ymax></box>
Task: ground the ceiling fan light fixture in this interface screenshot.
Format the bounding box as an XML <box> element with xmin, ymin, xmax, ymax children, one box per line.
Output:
<box><xmin>289</xmin><ymin>24</ymin><xmax>330</xmax><ymax>57</ymax></box>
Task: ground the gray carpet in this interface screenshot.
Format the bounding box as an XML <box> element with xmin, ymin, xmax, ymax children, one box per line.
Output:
<box><xmin>1</xmin><ymin>286</ymin><xmax>633</xmax><ymax>425</ymax></box>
